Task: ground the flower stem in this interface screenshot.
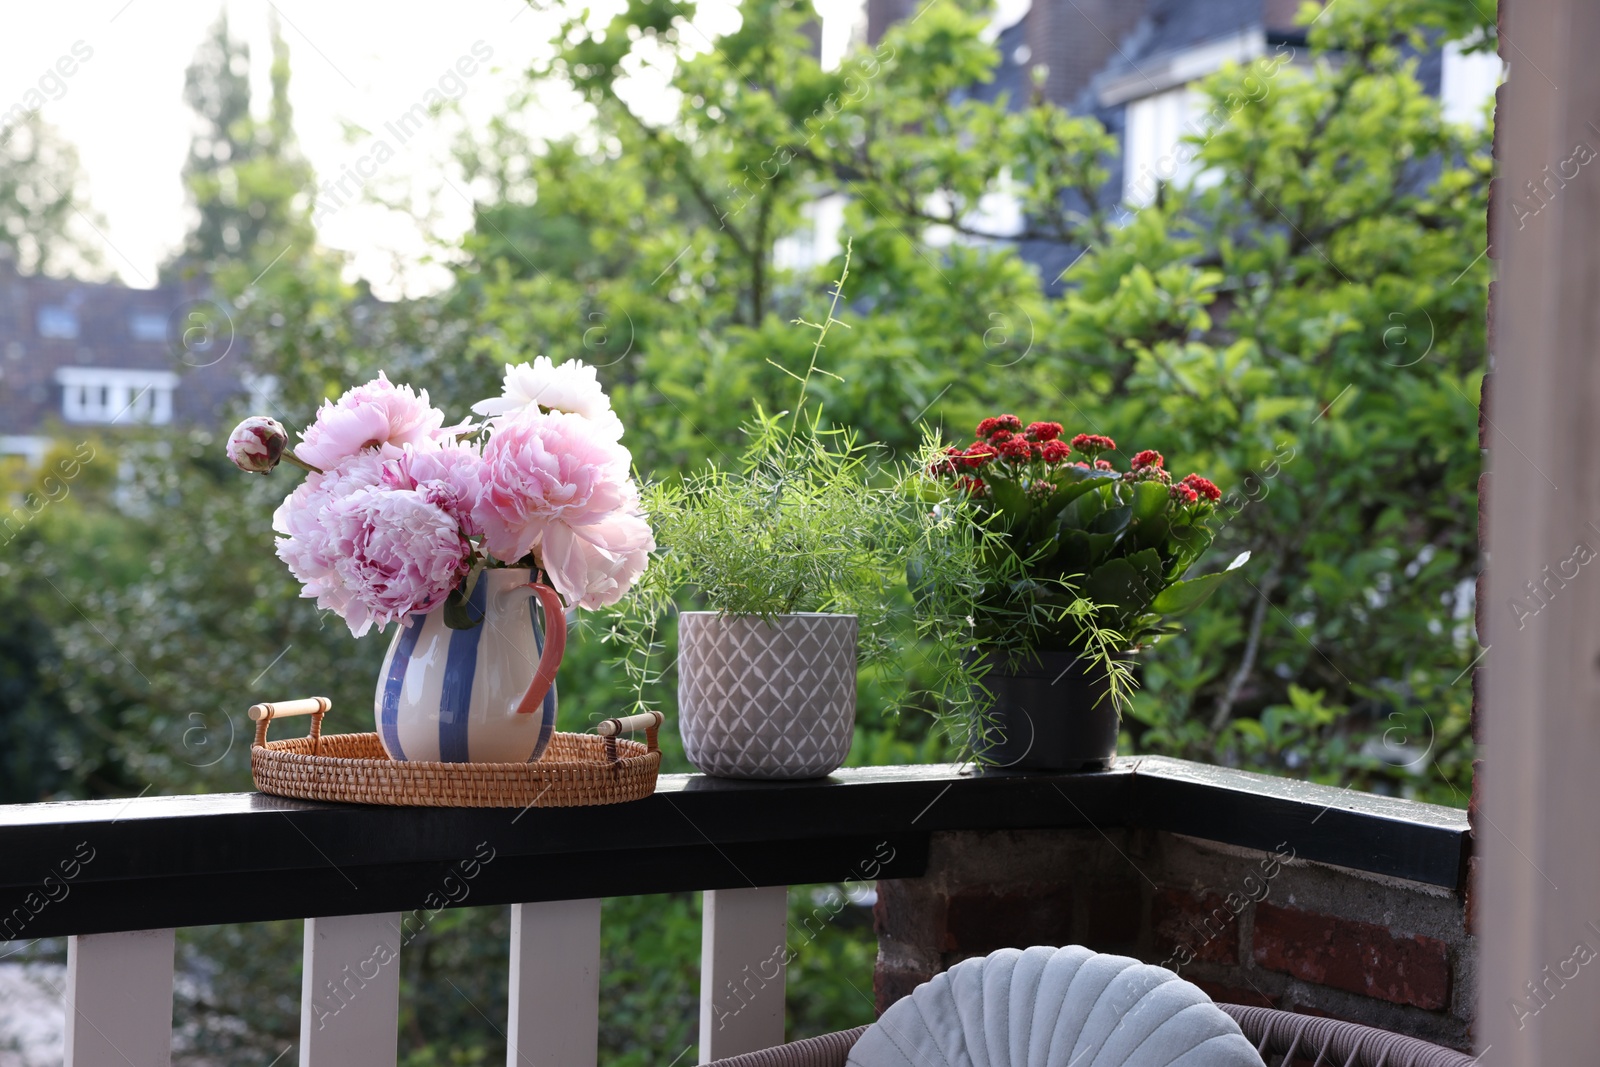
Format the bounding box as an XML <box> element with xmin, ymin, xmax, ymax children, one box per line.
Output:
<box><xmin>282</xmin><ymin>450</ymin><xmax>324</xmax><ymax>475</ymax></box>
<box><xmin>786</xmin><ymin>240</ymin><xmax>853</xmax><ymax>445</ymax></box>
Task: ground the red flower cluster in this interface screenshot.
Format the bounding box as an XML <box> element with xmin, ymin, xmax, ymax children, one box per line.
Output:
<box><xmin>1180</xmin><ymin>473</ymin><xmax>1221</xmax><ymax>502</ymax></box>
<box><xmin>1168</xmin><ymin>474</ymin><xmax>1221</xmax><ymax>506</ymax></box>
<box><xmin>950</xmin><ymin>416</ymin><xmax>1079</xmax><ymax>470</ymax></box>
<box><xmin>1125</xmin><ymin>465</ymin><xmax>1172</xmax><ymax>485</ymax></box>
<box><xmin>1071</xmin><ymin>433</ymin><xmax>1117</xmax><ymax>457</ymax></box>
<box><xmin>996</xmin><ymin>437</ymin><xmax>1032</xmax><ymax>460</ymax></box>
<box><xmin>1131</xmin><ymin>450</ymin><xmax>1164</xmax><ymax>471</ymax></box>
<box><xmin>964</xmin><ymin>443</ymin><xmax>998</xmax><ymax>467</ymax></box>
<box><xmin>938</xmin><ymin>420</ymin><xmax>1219</xmax><ymax>503</ymax></box>
<box><xmin>928</xmin><ymin>446</ymin><xmax>957</xmax><ymax>477</ymax></box>
<box><xmin>976</xmin><ymin>415</ymin><xmax>1023</xmax><ymax>439</ymax></box>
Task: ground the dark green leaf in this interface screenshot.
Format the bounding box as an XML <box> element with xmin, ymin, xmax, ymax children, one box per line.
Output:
<box><xmin>1150</xmin><ymin>571</ymin><xmax>1234</xmax><ymax>617</ymax></box>
<box><xmin>443</xmin><ymin>583</ymin><xmax>485</xmax><ymax>630</ymax></box>
<box><xmin>1088</xmin><ymin>505</ymin><xmax>1132</xmax><ymax>536</ymax></box>
<box><xmin>1131</xmin><ymin>513</ymin><xmax>1170</xmax><ymax>552</ymax></box>
<box><xmin>1063</xmin><ymin>483</ymin><xmax>1109</xmax><ymax>529</ymax></box>
<box><xmin>1129</xmin><ymin>480</ymin><xmax>1169</xmax><ymax>523</ymax></box>
<box><xmin>987</xmin><ymin>478</ymin><xmax>1033</xmax><ymax>530</ymax></box>
<box><xmin>1040</xmin><ymin>471</ymin><xmax>1116</xmax><ymax>520</ymax></box>
<box><xmin>1053</xmin><ymin>529</ymin><xmax>1119</xmax><ymax>573</ymax></box>
<box><xmin>1081</xmin><ymin>548</ymin><xmax>1164</xmax><ymax>613</ymax></box>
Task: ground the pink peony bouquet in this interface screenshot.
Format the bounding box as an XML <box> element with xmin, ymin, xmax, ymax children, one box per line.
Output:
<box><xmin>227</xmin><ymin>359</ymin><xmax>653</xmax><ymax>637</ymax></box>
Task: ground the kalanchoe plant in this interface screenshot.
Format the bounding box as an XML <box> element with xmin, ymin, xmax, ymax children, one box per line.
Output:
<box><xmin>926</xmin><ymin>416</ymin><xmax>1247</xmax><ymax>656</ymax></box>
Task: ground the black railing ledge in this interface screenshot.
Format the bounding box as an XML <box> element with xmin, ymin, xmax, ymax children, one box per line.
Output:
<box><xmin>0</xmin><ymin>757</ymin><xmax>1467</xmax><ymax>939</ymax></box>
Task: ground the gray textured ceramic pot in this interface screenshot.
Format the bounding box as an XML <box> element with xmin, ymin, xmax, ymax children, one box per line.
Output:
<box><xmin>677</xmin><ymin>611</ymin><xmax>858</xmax><ymax>779</ymax></box>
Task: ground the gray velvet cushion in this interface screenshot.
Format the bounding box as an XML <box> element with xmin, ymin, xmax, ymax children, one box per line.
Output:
<box><xmin>847</xmin><ymin>946</ymin><xmax>1266</xmax><ymax>1067</ymax></box>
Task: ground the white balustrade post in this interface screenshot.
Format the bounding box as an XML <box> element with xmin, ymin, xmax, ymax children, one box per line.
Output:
<box><xmin>699</xmin><ymin>886</ymin><xmax>789</xmax><ymax>1063</ymax></box>
<box><xmin>300</xmin><ymin>913</ymin><xmax>401</xmax><ymax>1067</ymax></box>
<box><xmin>506</xmin><ymin>898</ymin><xmax>602</xmax><ymax>1067</ymax></box>
<box><xmin>64</xmin><ymin>928</ymin><xmax>176</xmax><ymax>1067</ymax></box>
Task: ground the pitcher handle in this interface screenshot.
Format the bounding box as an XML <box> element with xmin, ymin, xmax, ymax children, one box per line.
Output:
<box><xmin>514</xmin><ymin>582</ymin><xmax>567</xmax><ymax>717</ymax></box>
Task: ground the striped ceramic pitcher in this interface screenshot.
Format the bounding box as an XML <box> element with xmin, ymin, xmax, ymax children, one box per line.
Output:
<box><xmin>373</xmin><ymin>567</ymin><xmax>565</xmax><ymax>763</ymax></box>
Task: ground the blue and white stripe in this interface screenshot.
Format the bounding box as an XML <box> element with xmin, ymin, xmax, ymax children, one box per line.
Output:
<box><xmin>375</xmin><ymin>569</ymin><xmax>559</xmax><ymax>763</ymax></box>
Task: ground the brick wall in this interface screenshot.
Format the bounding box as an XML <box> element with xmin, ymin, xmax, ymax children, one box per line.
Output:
<box><xmin>874</xmin><ymin>828</ymin><xmax>1476</xmax><ymax>1050</ymax></box>
<box><xmin>1024</xmin><ymin>0</ymin><xmax>1151</xmax><ymax>109</ymax></box>
<box><xmin>864</xmin><ymin>0</ymin><xmax>917</xmax><ymax>46</ymax></box>
<box><xmin>1263</xmin><ymin>0</ymin><xmax>1319</xmax><ymax>33</ymax></box>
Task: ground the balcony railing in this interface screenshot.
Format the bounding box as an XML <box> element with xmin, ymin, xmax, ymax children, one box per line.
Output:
<box><xmin>0</xmin><ymin>757</ymin><xmax>1470</xmax><ymax>1066</ymax></box>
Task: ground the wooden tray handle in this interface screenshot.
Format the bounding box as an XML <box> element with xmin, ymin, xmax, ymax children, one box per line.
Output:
<box><xmin>251</xmin><ymin>697</ymin><xmax>331</xmax><ymax>752</ymax></box>
<box><xmin>596</xmin><ymin>710</ymin><xmax>663</xmax><ymax>762</ymax></box>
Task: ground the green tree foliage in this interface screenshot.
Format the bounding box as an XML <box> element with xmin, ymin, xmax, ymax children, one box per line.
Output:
<box><xmin>165</xmin><ymin>9</ymin><xmax>315</xmax><ymax>285</ymax></box>
<box><xmin>0</xmin><ymin>114</ymin><xmax>103</xmax><ymax>277</ymax></box>
<box><xmin>445</xmin><ymin>0</ymin><xmax>1490</xmax><ymax>798</ymax></box>
<box><xmin>4</xmin><ymin>0</ymin><xmax>1490</xmax><ymax>1060</ymax></box>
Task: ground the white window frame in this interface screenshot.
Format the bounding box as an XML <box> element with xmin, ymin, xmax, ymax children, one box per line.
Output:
<box><xmin>1440</xmin><ymin>37</ymin><xmax>1504</xmax><ymax>128</ymax></box>
<box><xmin>0</xmin><ymin>435</ymin><xmax>51</xmax><ymax>467</ymax></box>
<box><xmin>1122</xmin><ymin>86</ymin><xmax>1215</xmax><ymax>208</ymax></box>
<box><xmin>55</xmin><ymin>367</ymin><xmax>179</xmax><ymax>425</ymax></box>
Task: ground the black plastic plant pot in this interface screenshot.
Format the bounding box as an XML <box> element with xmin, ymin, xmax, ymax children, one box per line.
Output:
<box><xmin>973</xmin><ymin>649</ymin><xmax>1122</xmax><ymax>772</ymax></box>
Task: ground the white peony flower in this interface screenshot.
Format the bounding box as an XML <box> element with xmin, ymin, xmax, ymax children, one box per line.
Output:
<box><xmin>471</xmin><ymin>357</ymin><xmax>625</xmax><ymax>441</ymax></box>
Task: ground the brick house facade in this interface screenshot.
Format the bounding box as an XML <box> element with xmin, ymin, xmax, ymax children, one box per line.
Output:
<box><xmin>0</xmin><ymin>255</ymin><xmax>246</xmax><ymax>465</ymax></box>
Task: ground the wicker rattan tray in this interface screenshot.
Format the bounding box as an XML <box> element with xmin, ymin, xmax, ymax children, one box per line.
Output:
<box><xmin>249</xmin><ymin>699</ymin><xmax>663</xmax><ymax>808</ymax></box>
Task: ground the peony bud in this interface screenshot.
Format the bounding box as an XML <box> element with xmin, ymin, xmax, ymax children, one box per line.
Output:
<box><xmin>227</xmin><ymin>416</ymin><xmax>289</xmax><ymax>475</ymax></box>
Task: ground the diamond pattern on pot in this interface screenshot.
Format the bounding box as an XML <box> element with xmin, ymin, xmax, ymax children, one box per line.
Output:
<box><xmin>678</xmin><ymin>612</ymin><xmax>858</xmax><ymax>779</ymax></box>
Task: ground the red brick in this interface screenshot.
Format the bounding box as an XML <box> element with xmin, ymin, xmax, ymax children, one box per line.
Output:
<box><xmin>1192</xmin><ymin>979</ymin><xmax>1280</xmax><ymax>1009</ymax></box>
<box><xmin>874</xmin><ymin>962</ymin><xmax>933</xmax><ymax>1015</ymax></box>
<box><xmin>944</xmin><ymin>883</ymin><xmax>1072</xmax><ymax>955</ymax></box>
<box><xmin>1078</xmin><ymin>877</ymin><xmax>1143</xmax><ymax>949</ymax></box>
<box><xmin>1252</xmin><ymin>904</ymin><xmax>1451</xmax><ymax>1010</ymax></box>
<box><xmin>1263</xmin><ymin>0</ymin><xmax>1310</xmax><ymax>29</ymax></box>
<box><xmin>1151</xmin><ymin>888</ymin><xmax>1243</xmax><ymax>966</ymax></box>
<box><xmin>874</xmin><ymin>878</ymin><xmax>945</xmax><ymax>949</ymax></box>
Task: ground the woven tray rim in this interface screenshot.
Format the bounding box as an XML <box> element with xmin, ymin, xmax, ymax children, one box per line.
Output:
<box><xmin>251</xmin><ymin>730</ymin><xmax>661</xmax><ymax>808</ymax></box>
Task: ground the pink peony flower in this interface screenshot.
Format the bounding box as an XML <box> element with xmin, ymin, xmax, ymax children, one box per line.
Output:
<box><xmin>472</xmin><ymin>408</ymin><xmax>652</xmax><ymax>604</ymax></box>
<box><xmin>540</xmin><ymin>514</ymin><xmax>654</xmax><ymax>609</ymax></box>
<box><xmin>274</xmin><ymin>451</ymin><xmax>470</xmax><ymax>637</ymax></box>
<box><xmin>295</xmin><ymin>372</ymin><xmax>460</xmax><ymax>472</ymax></box>
<box><xmin>473</xmin><ymin>408</ymin><xmax>634</xmax><ymax>561</ymax></box>
<box><xmin>272</xmin><ymin>451</ymin><xmax>387</xmax><ymax>617</ymax></box>
<box><xmin>471</xmin><ymin>358</ymin><xmax>625</xmax><ymax>441</ymax></box>
<box><xmin>382</xmin><ymin>440</ymin><xmax>486</xmax><ymax>538</ymax></box>
<box><xmin>273</xmin><ymin>452</ymin><xmax>389</xmax><ymax>541</ymax></box>
<box><xmin>273</xmin><ymin>453</ymin><xmax>389</xmax><ymax>628</ymax></box>
<box><xmin>322</xmin><ymin>488</ymin><xmax>471</xmax><ymax>636</ymax></box>
<box><xmin>226</xmin><ymin>416</ymin><xmax>289</xmax><ymax>474</ymax></box>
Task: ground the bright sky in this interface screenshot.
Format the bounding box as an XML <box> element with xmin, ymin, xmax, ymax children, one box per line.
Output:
<box><xmin>1</xmin><ymin>0</ymin><xmax>828</xmax><ymax>298</ymax></box>
<box><xmin>3</xmin><ymin>0</ymin><xmax>1005</xmax><ymax>297</ymax></box>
